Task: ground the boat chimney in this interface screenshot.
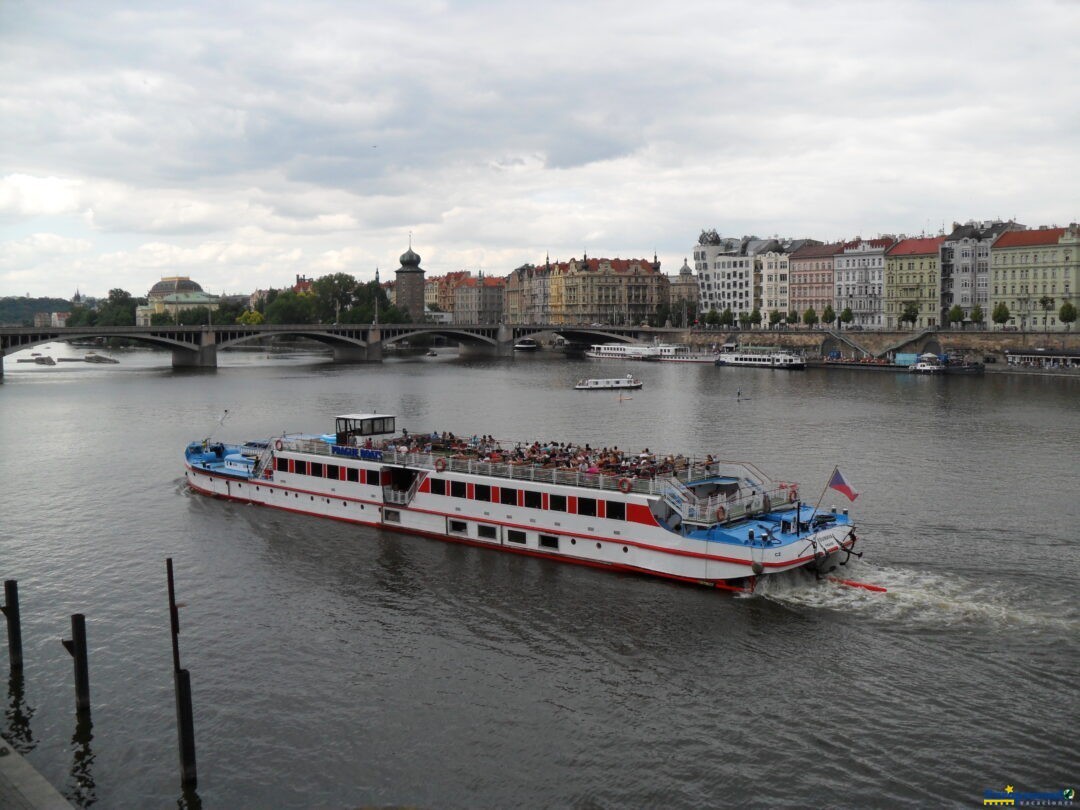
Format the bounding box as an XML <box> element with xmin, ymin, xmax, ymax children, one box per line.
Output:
<box><xmin>830</xmin><ymin>506</ymin><xmax>837</xmax><ymax>514</ymax></box>
<box><xmin>748</xmin><ymin>530</ymin><xmax>755</xmax><ymax>543</ymax></box>
<box><xmin>843</xmin><ymin>508</ymin><xmax>849</xmax><ymax>517</ymax></box>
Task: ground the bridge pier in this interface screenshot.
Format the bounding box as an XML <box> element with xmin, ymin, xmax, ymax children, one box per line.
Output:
<box><xmin>495</xmin><ymin>324</ymin><xmax>515</xmax><ymax>357</ymax></box>
<box><xmin>332</xmin><ymin>343</ymin><xmax>382</xmax><ymax>363</ymax></box>
<box><xmin>171</xmin><ymin>330</ymin><xmax>218</xmax><ymax>369</ymax></box>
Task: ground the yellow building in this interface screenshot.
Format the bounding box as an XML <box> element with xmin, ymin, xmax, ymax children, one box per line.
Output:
<box><xmin>884</xmin><ymin>236</ymin><xmax>943</xmax><ymax>328</ymax></box>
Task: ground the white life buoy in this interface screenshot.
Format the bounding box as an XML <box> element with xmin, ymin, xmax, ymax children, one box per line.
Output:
<box><xmin>435</xmin><ymin>457</ymin><xmax>447</xmax><ymax>473</ymax></box>
<box><xmin>618</xmin><ymin>477</ymin><xmax>632</xmax><ymax>494</ymax></box>
<box><xmin>274</xmin><ymin>438</ymin><xmax>283</xmax><ymax>452</ymax></box>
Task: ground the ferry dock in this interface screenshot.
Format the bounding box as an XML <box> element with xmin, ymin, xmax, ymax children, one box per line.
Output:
<box><xmin>0</xmin><ymin>741</ymin><xmax>73</xmax><ymax>809</ymax></box>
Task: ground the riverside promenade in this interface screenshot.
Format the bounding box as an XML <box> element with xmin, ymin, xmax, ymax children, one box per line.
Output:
<box><xmin>0</xmin><ymin>741</ymin><xmax>72</xmax><ymax>809</ymax></box>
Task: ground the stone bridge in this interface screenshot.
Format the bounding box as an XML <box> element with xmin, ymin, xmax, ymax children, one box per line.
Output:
<box><xmin>0</xmin><ymin>322</ymin><xmax>668</xmax><ymax>376</ymax></box>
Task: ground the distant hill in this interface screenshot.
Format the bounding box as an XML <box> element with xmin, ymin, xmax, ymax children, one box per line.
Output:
<box><xmin>0</xmin><ymin>297</ymin><xmax>74</xmax><ymax>326</ymax></box>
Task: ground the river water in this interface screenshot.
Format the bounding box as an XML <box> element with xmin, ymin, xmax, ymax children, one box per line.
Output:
<box><xmin>1</xmin><ymin>344</ymin><xmax>1077</xmax><ymax>808</ymax></box>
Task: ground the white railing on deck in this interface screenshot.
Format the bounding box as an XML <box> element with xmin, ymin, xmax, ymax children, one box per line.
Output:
<box><xmin>280</xmin><ymin>437</ymin><xmax>799</xmax><ymax>522</ymax></box>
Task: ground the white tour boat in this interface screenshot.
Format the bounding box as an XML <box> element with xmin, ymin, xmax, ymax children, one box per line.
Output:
<box><xmin>647</xmin><ymin>344</ymin><xmax>719</xmax><ymax>363</ymax></box>
<box><xmin>715</xmin><ymin>349</ymin><xmax>806</xmax><ymax>370</ymax></box>
<box><xmin>585</xmin><ymin>343</ymin><xmax>659</xmax><ymax>360</ymax></box>
<box><xmin>513</xmin><ymin>338</ymin><xmax>540</xmax><ymax>351</ymax></box>
<box><xmin>574</xmin><ymin>374</ymin><xmax>643</xmax><ymax>390</ymax></box>
<box><xmin>184</xmin><ymin>413</ymin><xmax>864</xmax><ymax>594</ymax></box>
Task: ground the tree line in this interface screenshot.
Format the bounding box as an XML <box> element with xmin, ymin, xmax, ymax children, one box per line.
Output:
<box><xmin>58</xmin><ymin>273</ymin><xmax>411</xmax><ymax>327</ymax></box>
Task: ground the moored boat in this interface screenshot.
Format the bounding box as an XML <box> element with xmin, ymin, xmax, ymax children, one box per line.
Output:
<box><xmin>184</xmin><ymin>413</ymin><xmax>863</xmax><ymax>593</ymax></box>
<box><xmin>574</xmin><ymin>374</ymin><xmax>643</xmax><ymax>390</ymax></box>
<box><xmin>585</xmin><ymin>343</ymin><xmax>659</xmax><ymax>360</ymax></box>
<box><xmin>647</xmin><ymin>344</ymin><xmax>719</xmax><ymax>363</ymax></box>
<box><xmin>715</xmin><ymin>348</ymin><xmax>805</xmax><ymax>369</ymax></box>
<box><xmin>513</xmin><ymin>338</ymin><xmax>540</xmax><ymax>351</ymax></box>
<box><xmin>908</xmin><ymin>353</ymin><xmax>946</xmax><ymax>374</ymax></box>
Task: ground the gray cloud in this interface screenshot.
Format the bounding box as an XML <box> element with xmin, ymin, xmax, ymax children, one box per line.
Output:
<box><xmin>1</xmin><ymin>0</ymin><xmax>1077</xmax><ymax>296</ymax></box>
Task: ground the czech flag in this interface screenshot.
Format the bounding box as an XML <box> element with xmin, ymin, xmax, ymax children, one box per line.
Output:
<box><xmin>828</xmin><ymin>467</ymin><xmax>859</xmax><ymax>501</ymax></box>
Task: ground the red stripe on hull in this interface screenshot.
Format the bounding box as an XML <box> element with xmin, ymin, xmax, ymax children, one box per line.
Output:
<box><xmin>185</xmin><ymin>474</ymin><xmax>756</xmax><ymax>593</ymax></box>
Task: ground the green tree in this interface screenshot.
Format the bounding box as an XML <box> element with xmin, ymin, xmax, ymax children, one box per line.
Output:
<box><xmin>839</xmin><ymin>307</ymin><xmax>854</xmax><ymax>327</ymax></box>
<box><xmin>822</xmin><ymin>304</ymin><xmax>836</xmax><ymax>326</ymax></box>
<box><xmin>803</xmin><ymin>306</ymin><xmax>818</xmax><ymax>328</ymax></box>
<box><xmin>237</xmin><ymin>309</ymin><xmax>264</xmax><ymax>325</ymax></box>
<box><xmin>768</xmin><ymin>309</ymin><xmax>782</xmax><ymax>328</ymax></box>
<box><xmin>719</xmin><ymin>307</ymin><xmax>735</xmax><ymax>327</ymax></box>
<box><xmin>738</xmin><ymin>310</ymin><xmax>752</xmax><ymax>328</ymax></box>
<box><xmin>991</xmin><ymin>301</ymin><xmax>1010</xmax><ymax>328</ymax></box>
<box><xmin>786</xmin><ymin>310</ymin><xmax>800</xmax><ymax>325</ymax></box>
<box><xmin>176</xmin><ymin>306</ymin><xmax>212</xmax><ymax>326</ymax></box>
<box><xmin>95</xmin><ymin>288</ymin><xmax>138</xmax><ymax>326</ymax></box>
<box><xmin>900</xmin><ymin>301</ymin><xmax>920</xmax><ymax>328</ymax></box>
<box><xmin>66</xmin><ymin>305</ymin><xmax>97</xmax><ymax>327</ymax></box>
<box><xmin>1059</xmin><ymin>300</ymin><xmax>1077</xmax><ymax>331</ymax></box>
<box><xmin>749</xmin><ymin>307</ymin><xmax>762</xmax><ymax>328</ymax></box>
<box><xmin>149</xmin><ymin>311</ymin><xmax>174</xmax><ymax>326</ymax></box>
<box><xmin>704</xmin><ymin>307</ymin><xmax>720</xmax><ymax>328</ymax></box>
<box><xmin>969</xmin><ymin>304</ymin><xmax>985</xmax><ymax>327</ymax></box>
<box><xmin>1038</xmin><ymin>296</ymin><xmax>1055</xmax><ymax>333</ymax></box>
<box><xmin>264</xmin><ymin>291</ymin><xmax>317</xmax><ymax>324</ymax></box>
<box><xmin>312</xmin><ymin>273</ymin><xmax>359</xmax><ymax>322</ymax></box>
<box><xmin>948</xmin><ymin>304</ymin><xmax>965</xmax><ymax>327</ymax></box>
<box><xmin>216</xmin><ymin>298</ymin><xmax>247</xmax><ymax>324</ymax></box>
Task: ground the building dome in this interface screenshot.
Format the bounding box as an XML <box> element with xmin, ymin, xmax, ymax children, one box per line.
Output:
<box><xmin>149</xmin><ymin>276</ymin><xmax>204</xmax><ymax>299</ymax></box>
<box><xmin>680</xmin><ymin>258</ymin><xmax>693</xmax><ymax>276</ymax></box>
<box><xmin>399</xmin><ymin>247</ymin><xmax>422</xmax><ymax>269</ymax></box>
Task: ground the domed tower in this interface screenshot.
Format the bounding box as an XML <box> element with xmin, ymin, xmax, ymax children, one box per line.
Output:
<box><xmin>395</xmin><ymin>242</ymin><xmax>426</xmax><ymax>322</ymax></box>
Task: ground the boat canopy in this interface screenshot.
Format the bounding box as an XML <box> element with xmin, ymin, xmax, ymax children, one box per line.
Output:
<box><xmin>335</xmin><ymin>414</ymin><xmax>396</xmax><ymax>445</ymax></box>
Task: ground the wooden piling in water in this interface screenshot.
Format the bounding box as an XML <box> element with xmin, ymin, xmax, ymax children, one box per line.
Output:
<box><xmin>1</xmin><ymin>579</ymin><xmax>23</xmax><ymax>673</ymax></box>
<box><xmin>61</xmin><ymin>613</ymin><xmax>91</xmax><ymax>714</ymax></box>
<box><xmin>167</xmin><ymin>558</ymin><xmax>197</xmax><ymax>788</ymax></box>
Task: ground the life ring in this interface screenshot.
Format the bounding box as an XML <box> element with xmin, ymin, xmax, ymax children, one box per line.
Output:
<box><xmin>434</xmin><ymin>457</ymin><xmax>447</xmax><ymax>472</ymax></box>
<box><xmin>715</xmin><ymin>506</ymin><xmax>726</xmax><ymax>522</ymax></box>
<box><xmin>618</xmin><ymin>477</ymin><xmax>632</xmax><ymax>493</ymax></box>
<box><xmin>274</xmin><ymin>438</ymin><xmax>283</xmax><ymax>452</ymax></box>
<box><xmin>262</xmin><ymin>468</ymin><xmax>272</xmax><ymax>480</ymax></box>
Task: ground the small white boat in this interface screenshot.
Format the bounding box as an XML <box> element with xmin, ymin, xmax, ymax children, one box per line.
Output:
<box><xmin>513</xmin><ymin>338</ymin><xmax>540</xmax><ymax>351</ymax></box>
<box><xmin>648</xmin><ymin>344</ymin><xmax>719</xmax><ymax>363</ymax></box>
<box><xmin>585</xmin><ymin>343</ymin><xmax>659</xmax><ymax>360</ymax></box>
<box><xmin>908</xmin><ymin>354</ymin><xmax>945</xmax><ymax>374</ymax></box>
<box><xmin>426</xmin><ymin>350</ymin><xmax>438</xmax><ymax>357</ymax></box>
<box><xmin>574</xmin><ymin>374</ymin><xmax>643</xmax><ymax>390</ymax></box>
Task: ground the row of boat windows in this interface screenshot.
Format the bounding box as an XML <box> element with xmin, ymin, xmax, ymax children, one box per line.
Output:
<box><xmin>427</xmin><ymin>477</ymin><xmax>627</xmax><ymax>520</ymax></box>
<box><xmin>276</xmin><ymin>457</ymin><xmax>628</xmax><ymax>521</ymax></box>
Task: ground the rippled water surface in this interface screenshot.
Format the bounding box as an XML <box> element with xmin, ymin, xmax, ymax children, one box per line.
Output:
<box><xmin>1</xmin><ymin>345</ymin><xmax>1077</xmax><ymax>808</ymax></box>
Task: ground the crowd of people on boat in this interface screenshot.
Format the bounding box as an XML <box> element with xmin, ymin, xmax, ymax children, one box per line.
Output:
<box><xmin>370</xmin><ymin>430</ymin><xmax>695</xmax><ymax>479</ymax></box>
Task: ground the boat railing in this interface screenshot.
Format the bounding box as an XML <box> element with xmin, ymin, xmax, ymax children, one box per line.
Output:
<box><xmin>280</xmin><ymin>439</ymin><xmax>787</xmax><ymax>507</ymax></box>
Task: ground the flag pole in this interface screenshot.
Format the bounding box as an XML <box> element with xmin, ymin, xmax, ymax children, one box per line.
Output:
<box><xmin>811</xmin><ymin>464</ymin><xmax>838</xmax><ymax>518</ymax></box>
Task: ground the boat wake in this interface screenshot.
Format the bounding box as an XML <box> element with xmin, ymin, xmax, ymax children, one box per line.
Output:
<box><xmin>754</xmin><ymin>562</ymin><xmax>1079</xmax><ymax>633</ymax></box>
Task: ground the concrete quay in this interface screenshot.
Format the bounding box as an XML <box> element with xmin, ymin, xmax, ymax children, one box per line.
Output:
<box><xmin>0</xmin><ymin>740</ymin><xmax>73</xmax><ymax>809</ymax></box>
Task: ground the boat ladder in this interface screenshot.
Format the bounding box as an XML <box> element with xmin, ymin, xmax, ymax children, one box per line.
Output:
<box><xmin>661</xmin><ymin>476</ymin><xmax>698</xmax><ymax>519</ymax></box>
<box><xmin>253</xmin><ymin>443</ymin><xmax>276</xmax><ymax>480</ymax></box>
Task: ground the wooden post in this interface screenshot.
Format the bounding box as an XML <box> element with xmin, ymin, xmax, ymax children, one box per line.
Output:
<box><xmin>2</xmin><ymin>579</ymin><xmax>23</xmax><ymax>673</ymax></box>
<box><xmin>167</xmin><ymin>558</ymin><xmax>197</xmax><ymax>788</ymax></box>
<box><xmin>61</xmin><ymin>613</ymin><xmax>91</xmax><ymax>713</ymax></box>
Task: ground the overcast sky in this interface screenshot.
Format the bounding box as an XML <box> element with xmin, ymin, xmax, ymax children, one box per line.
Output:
<box><xmin>2</xmin><ymin>0</ymin><xmax>1077</xmax><ymax>299</ymax></box>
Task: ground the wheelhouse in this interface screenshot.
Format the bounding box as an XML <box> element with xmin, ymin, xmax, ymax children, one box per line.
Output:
<box><xmin>335</xmin><ymin>413</ymin><xmax>396</xmax><ymax>446</ymax></box>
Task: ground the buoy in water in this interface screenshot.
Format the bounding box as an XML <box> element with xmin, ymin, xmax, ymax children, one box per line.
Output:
<box><xmin>827</xmin><ymin>576</ymin><xmax>887</xmax><ymax>593</ymax></box>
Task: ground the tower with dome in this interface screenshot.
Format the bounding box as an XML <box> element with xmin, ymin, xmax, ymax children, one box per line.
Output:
<box><xmin>394</xmin><ymin>242</ymin><xmax>426</xmax><ymax>322</ymax></box>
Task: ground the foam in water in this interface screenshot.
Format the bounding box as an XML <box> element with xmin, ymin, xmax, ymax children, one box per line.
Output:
<box><xmin>754</xmin><ymin>561</ymin><xmax>1078</xmax><ymax>632</ymax></box>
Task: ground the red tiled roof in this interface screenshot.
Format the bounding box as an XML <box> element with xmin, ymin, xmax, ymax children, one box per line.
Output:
<box><xmin>887</xmin><ymin>236</ymin><xmax>945</xmax><ymax>256</ymax></box>
<box><xmin>993</xmin><ymin>228</ymin><xmax>1065</xmax><ymax>248</ymax></box>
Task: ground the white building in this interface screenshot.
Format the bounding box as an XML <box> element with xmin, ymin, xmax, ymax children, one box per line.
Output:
<box><xmin>693</xmin><ymin>231</ymin><xmax>771</xmax><ymax>319</ymax></box>
<box><xmin>834</xmin><ymin>239</ymin><xmax>894</xmax><ymax>327</ymax></box>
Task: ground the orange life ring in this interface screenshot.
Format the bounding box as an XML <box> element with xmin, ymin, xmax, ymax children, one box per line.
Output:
<box><xmin>274</xmin><ymin>438</ymin><xmax>283</xmax><ymax>452</ymax></box>
<box><xmin>435</xmin><ymin>457</ymin><xmax>447</xmax><ymax>472</ymax></box>
<box><xmin>618</xmin><ymin>477</ymin><xmax>632</xmax><ymax>493</ymax></box>
<box><xmin>262</xmin><ymin>468</ymin><xmax>272</xmax><ymax>480</ymax></box>
<box><xmin>716</xmin><ymin>506</ymin><xmax>727</xmax><ymax>522</ymax></box>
